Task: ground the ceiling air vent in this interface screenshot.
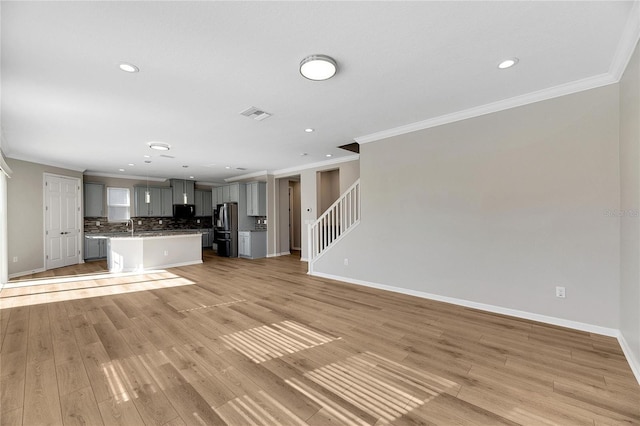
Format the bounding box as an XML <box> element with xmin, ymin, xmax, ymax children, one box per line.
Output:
<box><xmin>240</xmin><ymin>106</ymin><xmax>272</xmax><ymax>121</ymax></box>
<box><xmin>160</xmin><ymin>154</ymin><xmax>175</xmax><ymax>159</ymax></box>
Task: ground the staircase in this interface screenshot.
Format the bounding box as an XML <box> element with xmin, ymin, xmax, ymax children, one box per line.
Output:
<box><xmin>308</xmin><ymin>179</ymin><xmax>360</xmax><ymax>273</ymax></box>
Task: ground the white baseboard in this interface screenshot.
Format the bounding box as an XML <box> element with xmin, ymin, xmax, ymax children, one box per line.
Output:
<box><xmin>8</xmin><ymin>267</ymin><xmax>46</xmax><ymax>280</ymax></box>
<box><xmin>618</xmin><ymin>332</ymin><xmax>640</xmax><ymax>386</ymax></box>
<box><xmin>310</xmin><ymin>271</ymin><xmax>620</xmax><ymax>338</ymax></box>
<box><xmin>267</xmin><ymin>252</ymin><xmax>291</xmax><ymax>258</ymax></box>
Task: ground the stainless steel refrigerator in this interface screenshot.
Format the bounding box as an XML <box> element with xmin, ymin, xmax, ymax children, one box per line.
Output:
<box><xmin>214</xmin><ymin>202</ymin><xmax>238</xmax><ymax>257</ymax></box>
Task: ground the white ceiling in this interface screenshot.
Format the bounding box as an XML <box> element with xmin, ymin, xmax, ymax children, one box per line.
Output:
<box><xmin>1</xmin><ymin>1</ymin><xmax>638</xmax><ymax>183</ymax></box>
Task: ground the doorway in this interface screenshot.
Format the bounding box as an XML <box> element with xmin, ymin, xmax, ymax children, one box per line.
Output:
<box><xmin>44</xmin><ymin>174</ymin><xmax>81</xmax><ymax>270</ymax></box>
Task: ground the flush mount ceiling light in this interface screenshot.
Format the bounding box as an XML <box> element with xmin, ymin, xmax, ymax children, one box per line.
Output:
<box><xmin>300</xmin><ymin>54</ymin><xmax>337</xmax><ymax>81</ymax></box>
<box><xmin>305</xmin><ymin>128</ymin><xmax>314</xmax><ymax>133</ymax></box>
<box><xmin>119</xmin><ymin>62</ymin><xmax>139</xmax><ymax>73</ymax></box>
<box><xmin>498</xmin><ymin>58</ymin><xmax>519</xmax><ymax>69</ymax></box>
<box><xmin>147</xmin><ymin>142</ymin><xmax>171</xmax><ymax>151</ymax></box>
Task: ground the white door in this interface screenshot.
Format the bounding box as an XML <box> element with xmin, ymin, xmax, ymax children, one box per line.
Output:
<box><xmin>45</xmin><ymin>175</ymin><xmax>80</xmax><ymax>270</ymax></box>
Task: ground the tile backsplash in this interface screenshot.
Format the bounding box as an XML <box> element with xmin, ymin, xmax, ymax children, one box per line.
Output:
<box><xmin>85</xmin><ymin>216</ymin><xmax>213</xmax><ymax>234</ymax></box>
<box><xmin>254</xmin><ymin>216</ymin><xmax>267</xmax><ymax>231</ymax></box>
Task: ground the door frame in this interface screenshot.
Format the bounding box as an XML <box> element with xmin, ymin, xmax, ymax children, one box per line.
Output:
<box><xmin>43</xmin><ymin>173</ymin><xmax>83</xmax><ymax>270</ymax></box>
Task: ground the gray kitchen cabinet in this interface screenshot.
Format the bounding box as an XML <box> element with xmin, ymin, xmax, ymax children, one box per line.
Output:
<box><xmin>238</xmin><ymin>231</ymin><xmax>250</xmax><ymax>257</ymax></box>
<box><xmin>246</xmin><ymin>181</ymin><xmax>266</xmax><ymax>216</ymax></box>
<box><xmin>215</xmin><ymin>187</ymin><xmax>224</xmax><ymax>204</ymax></box>
<box><xmin>222</xmin><ymin>185</ymin><xmax>230</xmax><ymax>203</ymax></box>
<box><xmin>83</xmin><ymin>183</ymin><xmax>104</xmax><ymax>217</ymax></box>
<box><xmin>161</xmin><ymin>188</ymin><xmax>173</xmax><ymax>217</ymax></box>
<box><xmin>170</xmin><ymin>179</ymin><xmax>195</xmax><ymax>204</ymax></box>
<box><xmin>201</xmin><ymin>230</ymin><xmax>212</xmax><ymax>248</ymax></box>
<box><xmin>195</xmin><ymin>189</ymin><xmax>213</xmax><ymax>217</ymax></box>
<box><xmin>228</xmin><ymin>183</ymin><xmax>239</xmax><ymax>202</ymax></box>
<box><xmin>217</xmin><ymin>183</ymin><xmax>240</xmax><ymax>203</ymax></box>
<box><xmin>84</xmin><ymin>236</ymin><xmax>107</xmax><ymax>259</ymax></box>
<box><xmin>134</xmin><ymin>186</ymin><xmax>173</xmax><ymax>217</ymax></box>
<box><xmin>238</xmin><ymin>231</ymin><xmax>266</xmax><ymax>259</ymax></box>
<box><xmin>212</xmin><ymin>188</ymin><xmax>219</xmax><ymax>208</ymax></box>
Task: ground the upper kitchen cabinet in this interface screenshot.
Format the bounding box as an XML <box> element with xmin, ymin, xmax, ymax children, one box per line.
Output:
<box><xmin>161</xmin><ymin>188</ymin><xmax>173</xmax><ymax>216</ymax></box>
<box><xmin>195</xmin><ymin>189</ymin><xmax>213</xmax><ymax>217</ymax></box>
<box><xmin>84</xmin><ymin>182</ymin><xmax>104</xmax><ymax>217</ymax></box>
<box><xmin>246</xmin><ymin>181</ymin><xmax>266</xmax><ymax>216</ymax></box>
<box><xmin>170</xmin><ymin>179</ymin><xmax>195</xmax><ymax>204</ymax></box>
<box><xmin>134</xmin><ymin>186</ymin><xmax>172</xmax><ymax>217</ymax></box>
<box><xmin>212</xmin><ymin>187</ymin><xmax>219</xmax><ymax>207</ymax></box>
<box><xmin>215</xmin><ymin>183</ymin><xmax>240</xmax><ymax>204</ymax></box>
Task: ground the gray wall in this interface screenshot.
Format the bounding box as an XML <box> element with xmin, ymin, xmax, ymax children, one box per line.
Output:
<box><xmin>315</xmin><ymin>84</ymin><xmax>621</xmax><ymax>329</ymax></box>
<box><xmin>6</xmin><ymin>158</ymin><xmax>83</xmax><ymax>276</ymax></box>
<box><xmin>620</xmin><ymin>41</ymin><xmax>640</xmax><ymax>374</ymax></box>
<box><xmin>317</xmin><ymin>169</ymin><xmax>340</xmax><ymax>213</ymax></box>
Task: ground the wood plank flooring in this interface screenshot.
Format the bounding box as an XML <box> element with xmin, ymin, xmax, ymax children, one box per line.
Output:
<box><xmin>1</xmin><ymin>250</ymin><xmax>639</xmax><ymax>425</ymax></box>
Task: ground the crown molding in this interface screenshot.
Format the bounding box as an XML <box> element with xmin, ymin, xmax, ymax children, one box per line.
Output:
<box><xmin>356</xmin><ymin>72</ymin><xmax>616</xmax><ymax>144</ymax></box>
<box><xmin>357</xmin><ymin>2</ymin><xmax>640</xmax><ymax>145</ymax></box>
<box><xmin>272</xmin><ymin>154</ymin><xmax>360</xmax><ymax>177</ymax></box>
<box><xmin>5</xmin><ymin>153</ymin><xmax>86</xmax><ymax>172</ymax></box>
<box><xmin>610</xmin><ymin>0</ymin><xmax>640</xmax><ymax>81</ymax></box>
<box><xmin>83</xmin><ymin>171</ymin><xmax>167</xmax><ymax>182</ymax></box>
<box><xmin>0</xmin><ymin>150</ymin><xmax>13</xmax><ymax>178</ymax></box>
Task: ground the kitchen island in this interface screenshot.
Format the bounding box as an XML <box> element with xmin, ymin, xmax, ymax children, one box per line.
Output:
<box><xmin>107</xmin><ymin>232</ymin><xmax>202</xmax><ymax>272</ymax></box>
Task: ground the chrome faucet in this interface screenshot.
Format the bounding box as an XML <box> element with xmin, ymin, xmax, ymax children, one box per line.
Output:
<box><xmin>127</xmin><ymin>219</ymin><xmax>134</xmax><ymax>236</ymax></box>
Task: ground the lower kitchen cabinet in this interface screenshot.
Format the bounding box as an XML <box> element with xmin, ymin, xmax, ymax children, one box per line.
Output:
<box><xmin>201</xmin><ymin>230</ymin><xmax>213</xmax><ymax>248</ymax></box>
<box><xmin>84</xmin><ymin>236</ymin><xmax>107</xmax><ymax>260</ymax></box>
<box><xmin>238</xmin><ymin>231</ymin><xmax>266</xmax><ymax>259</ymax></box>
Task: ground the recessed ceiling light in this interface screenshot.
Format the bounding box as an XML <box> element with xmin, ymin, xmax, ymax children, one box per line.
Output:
<box><xmin>305</xmin><ymin>128</ymin><xmax>314</xmax><ymax>133</ymax></box>
<box><xmin>143</xmin><ymin>155</ymin><xmax>151</xmax><ymax>158</ymax></box>
<box><xmin>300</xmin><ymin>54</ymin><xmax>337</xmax><ymax>81</ymax></box>
<box><xmin>225</xmin><ymin>166</ymin><xmax>231</xmax><ymax>169</ymax></box>
<box><xmin>118</xmin><ymin>168</ymin><xmax>125</xmax><ymax>172</ymax></box>
<box><xmin>325</xmin><ymin>154</ymin><xmax>332</xmax><ymax>158</ymax></box>
<box><xmin>498</xmin><ymin>58</ymin><xmax>519</xmax><ymax>69</ymax></box>
<box><xmin>119</xmin><ymin>62</ymin><xmax>139</xmax><ymax>73</ymax></box>
<box><xmin>128</xmin><ymin>163</ymin><xmax>134</xmax><ymax>166</ymax></box>
<box><xmin>189</xmin><ymin>176</ymin><xmax>194</xmax><ymax>179</ymax></box>
<box><xmin>148</xmin><ymin>142</ymin><xmax>171</xmax><ymax>151</ymax></box>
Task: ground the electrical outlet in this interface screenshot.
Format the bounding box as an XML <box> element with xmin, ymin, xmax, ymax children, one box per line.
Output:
<box><xmin>555</xmin><ymin>286</ymin><xmax>566</xmax><ymax>298</ymax></box>
<box><xmin>159</xmin><ymin>220</ymin><xmax>163</xmax><ymax>224</ymax></box>
<box><xmin>164</xmin><ymin>250</ymin><xmax>168</xmax><ymax>256</ymax></box>
<box><xmin>197</xmin><ymin>219</ymin><xmax>201</xmax><ymax>224</ymax></box>
<box><xmin>96</xmin><ymin>221</ymin><xmax>100</xmax><ymax>226</ymax></box>
<box><xmin>12</xmin><ymin>256</ymin><xmax>18</xmax><ymax>263</ymax></box>
<box><xmin>138</xmin><ymin>220</ymin><xmax>142</xmax><ymax>225</ymax></box>
<box><xmin>344</xmin><ymin>258</ymin><xmax>349</xmax><ymax>266</ymax></box>
<box><xmin>263</xmin><ymin>219</ymin><xmax>267</xmax><ymax>224</ymax></box>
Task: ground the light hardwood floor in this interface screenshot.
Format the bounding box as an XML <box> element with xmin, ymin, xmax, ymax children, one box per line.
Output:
<box><xmin>1</xmin><ymin>250</ymin><xmax>639</xmax><ymax>425</ymax></box>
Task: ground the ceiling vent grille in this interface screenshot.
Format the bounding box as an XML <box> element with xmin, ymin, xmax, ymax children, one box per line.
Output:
<box><xmin>160</xmin><ymin>154</ymin><xmax>175</xmax><ymax>158</ymax></box>
<box><xmin>240</xmin><ymin>106</ymin><xmax>272</xmax><ymax>121</ymax></box>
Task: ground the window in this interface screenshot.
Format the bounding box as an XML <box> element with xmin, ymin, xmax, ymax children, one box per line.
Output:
<box><xmin>107</xmin><ymin>187</ymin><xmax>130</xmax><ymax>222</ymax></box>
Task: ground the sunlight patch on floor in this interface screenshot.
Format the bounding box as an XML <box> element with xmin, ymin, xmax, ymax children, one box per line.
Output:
<box><xmin>291</xmin><ymin>351</ymin><xmax>459</xmax><ymax>425</ymax></box>
<box><xmin>221</xmin><ymin>320</ymin><xmax>340</xmax><ymax>363</ymax></box>
<box><xmin>0</xmin><ymin>270</ymin><xmax>195</xmax><ymax>309</ymax></box>
<box><xmin>215</xmin><ymin>392</ymin><xmax>307</xmax><ymax>426</ymax></box>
